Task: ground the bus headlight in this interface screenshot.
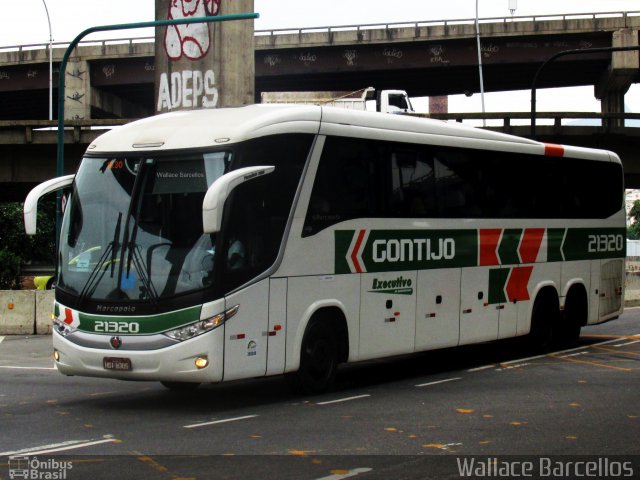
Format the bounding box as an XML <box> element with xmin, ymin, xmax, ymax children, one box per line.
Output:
<box><xmin>164</xmin><ymin>304</ymin><xmax>239</xmax><ymax>342</ymax></box>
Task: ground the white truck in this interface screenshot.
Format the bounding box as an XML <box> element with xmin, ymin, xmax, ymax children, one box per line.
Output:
<box><xmin>260</xmin><ymin>87</ymin><xmax>414</xmax><ymax>114</ymax></box>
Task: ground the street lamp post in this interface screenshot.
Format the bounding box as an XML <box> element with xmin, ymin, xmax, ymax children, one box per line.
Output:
<box><xmin>475</xmin><ymin>0</ymin><xmax>486</xmax><ymax>126</ymax></box>
<box><xmin>41</xmin><ymin>0</ymin><xmax>53</xmax><ymax>120</ymax></box>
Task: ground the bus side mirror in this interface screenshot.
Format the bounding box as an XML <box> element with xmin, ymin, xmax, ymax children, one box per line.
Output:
<box><xmin>24</xmin><ymin>174</ymin><xmax>75</xmax><ymax>235</ymax></box>
<box><xmin>202</xmin><ymin>166</ymin><xmax>275</xmax><ymax>234</ymax></box>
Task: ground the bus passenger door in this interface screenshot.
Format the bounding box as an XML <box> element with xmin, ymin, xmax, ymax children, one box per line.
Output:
<box><xmin>459</xmin><ymin>267</ymin><xmax>499</xmax><ymax>345</ymax></box>
<box><xmin>223</xmin><ymin>279</ymin><xmax>269</xmax><ymax>381</ymax></box>
<box><xmin>415</xmin><ymin>269</ymin><xmax>461</xmax><ymax>351</ymax></box>
<box><xmin>359</xmin><ymin>271</ymin><xmax>417</xmax><ymax>360</ymax></box>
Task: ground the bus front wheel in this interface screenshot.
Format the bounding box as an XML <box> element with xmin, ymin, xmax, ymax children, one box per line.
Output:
<box><xmin>288</xmin><ymin>320</ymin><xmax>338</xmax><ymax>395</ymax></box>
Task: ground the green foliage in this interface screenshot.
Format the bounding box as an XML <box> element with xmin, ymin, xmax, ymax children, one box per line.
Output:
<box><xmin>0</xmin><ymin>248</ymin><xmax>21</xmax><ymax>289</ymax></box>
<box><xmin>629</xmin><ymin>199</ymin><xmax>640</xmax><ymax>240</ymax></box>
<box><xmin>0</xmin><ymin>199</ymin><xmax>56</xmax><ymax>289</ymax></box>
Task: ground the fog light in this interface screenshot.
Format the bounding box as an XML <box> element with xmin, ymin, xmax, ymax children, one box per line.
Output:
<box><xmin>53</xmin><ymin>350</ymin><xmax>60</xmax><ymax>362</ymax></box>
<box><xmin>195</xmin><ymin>356</ymin><xmax>209</xmax><ymax>369</ymax></box>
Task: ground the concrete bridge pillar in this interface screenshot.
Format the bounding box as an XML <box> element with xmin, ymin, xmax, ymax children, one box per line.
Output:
<box><xmin>64</xmin><ymin>59</ymin><xmax>91</xmax><ymax>120</ymax></box>
<box><xmin>595</xmin><ymin>28</ymin><xmax>639</xmax><ymax>128</ymax></box>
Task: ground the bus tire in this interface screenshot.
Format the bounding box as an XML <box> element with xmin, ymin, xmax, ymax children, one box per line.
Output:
<box><xmin>288</xmin><ymin>319</ymin><xmax>338</xmax><ymax>395</ymax></box>
<box><xmin>161</xmin><ymin>381</ymin><xmax>200</xmax><ymax>392</ymax></box>
<box><xmin>557</xmin><ymin>286</ymin><xmax>586</xmax><ymax>347</ymax></box>
<box><xmin>528</xmin><ymin>290</ymin><xmax>559</xmax><ymax>352</ymax></box>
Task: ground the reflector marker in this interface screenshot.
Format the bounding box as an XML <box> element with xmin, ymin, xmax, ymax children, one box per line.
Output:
<box><xmin>544</xmin><ymin>143</ymin><xmax>565</xmax><ymax>157</ymax></box>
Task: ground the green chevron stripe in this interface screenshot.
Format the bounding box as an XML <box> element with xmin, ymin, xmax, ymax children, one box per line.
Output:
<box><xmin>547</xmin><ymin>228</ymin><xmax>566</xmax><ymax>262</ymax></box>
<box><xmin>488</xmin><ymin>268</ymin><xmax>509</xmax><ymax>305</ymax></box>
<box><xmin>498</xmin><ymin>229</ymin><xmax>522</xmax><ymax>265</ymax></box>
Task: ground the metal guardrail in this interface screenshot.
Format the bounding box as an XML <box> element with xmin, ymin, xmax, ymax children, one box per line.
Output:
<box><xmin>1</xmin><ymin>10</ymin><xmax>638</xmax><ymax>53</ymax></box>
<box><xmin>253</xmin><ymin>10</ymin><xmax>640</xmax><ymax>38</ymax></box>
<box><xmin>412</xmin><ymin>112</ymin><xmax>640</xmax><ymax>123</ymax></box>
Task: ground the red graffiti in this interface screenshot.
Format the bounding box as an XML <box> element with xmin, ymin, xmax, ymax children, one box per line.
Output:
<box><xmin>164</xmin><ymin>0</ymin><xmax>220</xmax><ymax>61</ymax></box>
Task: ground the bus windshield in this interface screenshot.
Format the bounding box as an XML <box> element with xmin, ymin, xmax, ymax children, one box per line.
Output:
<box><xmin>58</xmin><ymin>151</ymin><xmax>232</xmax><ymax>302</ymax></box>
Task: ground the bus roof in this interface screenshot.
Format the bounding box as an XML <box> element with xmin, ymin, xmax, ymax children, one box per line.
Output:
<box><xmin>87</xmin><ymin>104</ymin><xmax>615</xmax><ymax>163</ymax></box>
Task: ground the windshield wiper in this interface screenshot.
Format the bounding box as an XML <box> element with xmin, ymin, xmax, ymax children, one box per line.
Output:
<box><xmin>127</xmin><ymin>240</ymin><xmax>159</xmax><ymax>303</ymax></box>
<box><xmin>77</xmin><ymin>212</ymin><xmax>122</xmax><ymax>304</ymax></box>
<box><xmin>110</xmin><ymin>212</ymin><xmax>122</xmax><ymax>277</ymax></box>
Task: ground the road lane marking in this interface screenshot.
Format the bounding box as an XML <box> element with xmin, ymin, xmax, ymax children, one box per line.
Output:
<box><xmin>0</xmin><ymin>336</ymin><xmax>4</xmax><ymax>344</ymax></box>
<box><xmin>133</xmin><ymin>453</ymin><xmax>170</xmax><ymax>473</ymax></box>
<box><xmin>614</xmin><ymin>340</ymin><xmax>640</xmax><ymax>347</ymax></box>
<box><xmin>0</xmin><ymin>365</ymin><xmax>57</xmax><ymax>371</ymax></box>
<box><xmin>559</xmin><ymin>352</ymin><xmax>588</xmax><ymax>358</ymax></box>
<box><xmin>499</xmin><ymin>353</ymin><xmax>546</xmax><ymax>366</ymax></box>
<box><xmin>592</xmin><ymin>345</ymin><xmax>640</xmax><ymax>357</ymax></box>
<box><xmin>317</xmin><ymin>394</ymin><xmax>371</xmax><ymax>406</ymax></box>
<box><xmin>184</xmin><ymin>414</ymin><xmax>258</xmax><ymax>429</ymax></box>
<box><xmin>467</xmin><ymin>365</ymin><xmax>495</xmax><ymax>372</ymax></box>
<box><xmin>0</xmin><ymin>436</ymin><xmax>120</xmax><ymax>456</ymax></box>
<box><xmin>315</xmin><ymin>468</ymin><xmax>373</xmax><ymax>480</ymax></box>
<box><xmin>415</xmin><ymin>377</ymin><xmax>461</xmax><ymax>388</ymax></box>
<box><xmin>547</xmin><ymin>353</ymin><xmax>633</xmax><ymax>372</ymax></box>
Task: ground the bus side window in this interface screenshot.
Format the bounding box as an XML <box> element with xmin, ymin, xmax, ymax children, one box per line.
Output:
<box><xmin>303</xmin><ymin>137</ymin><xmax>376</xmax><ymax>236</ymax></box>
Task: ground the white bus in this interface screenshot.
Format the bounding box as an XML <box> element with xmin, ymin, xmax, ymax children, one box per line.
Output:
<box><xmin>25</xmin><ymin>105</ymin><xmax>625</xmax><ymax>393</ymax></box>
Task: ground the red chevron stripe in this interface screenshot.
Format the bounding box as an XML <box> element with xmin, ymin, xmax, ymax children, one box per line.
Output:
<box><xmin>479</xmin><ymin>229</ymin><xmax>501</xmax><ymax>266</ymax></box>
<box><xmin>519</xmin><ymin>228</ymin><xmax>545</xmax><ymax>264</ymax></box>
<box><xmin>506</xmin><ymin>266</ymin><xmax>533</xmax><ymax>302</ymax></box>
<box><xmin>351</xmin><ymin>229</ymin><xmax>366</xmax><ymax>273</ymax></box>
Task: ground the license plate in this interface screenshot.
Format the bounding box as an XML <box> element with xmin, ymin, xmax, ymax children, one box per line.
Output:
<box><xmin>103</xmin><ymin>357</ymin><xmax>132</xmax><ymax>371</ymax></box>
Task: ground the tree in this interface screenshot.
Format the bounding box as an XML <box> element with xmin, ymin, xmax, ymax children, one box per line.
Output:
<box><xmin>628</xmin><ymin>199</ymin><xmax>640</xmax><ymax>240</ymax></box>
<box><xmin>0</xmin><ymin>199</ymin><xmax>56</xmax><ymax>289</ymax></box>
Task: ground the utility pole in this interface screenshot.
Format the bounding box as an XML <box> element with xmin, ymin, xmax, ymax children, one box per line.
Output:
<box><xmin>475</xmin><ymin>0</ymin><xmax>486</xmax><ymax>126</ymax></box>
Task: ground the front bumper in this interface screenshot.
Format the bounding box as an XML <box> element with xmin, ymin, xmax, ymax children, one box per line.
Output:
<box><xmin>53</xmin><ymin>327</ymin><xmax>224</xmax><ymax>383</ymax></box>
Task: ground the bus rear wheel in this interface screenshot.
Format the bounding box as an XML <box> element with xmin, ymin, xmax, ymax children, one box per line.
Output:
<box><xmin>288</xmin><ymin>320</ymin><xmax>338</xmax><ymax>395</ymax></box>
<box><xmin>557</xmin><ymin>287</ymin><xmax>587</xmax><ymax>347</ymax></box>
<box><xmin>528</xmin><ymin>292</ymin><xmax>559</xmax><ymax>352</ymax></box>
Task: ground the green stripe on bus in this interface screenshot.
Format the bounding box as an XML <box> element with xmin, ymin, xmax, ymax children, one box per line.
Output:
<box><xmin>562</xmin><ymin>228</ymin><xmax>626</xmax><ymax>261</ymax></box>
<box><xmin>76</xmin><ymin>305</ymin><xmax>202</xmax><ymax>335</ymax></box>
<box><xmin>335</xmin><ymin>227</ymin><xmax>625</xmax><ymax>275</ymax></box>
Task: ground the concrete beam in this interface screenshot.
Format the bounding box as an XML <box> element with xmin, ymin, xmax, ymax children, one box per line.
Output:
<box><xmin>90</xmin><ymin>87</ymin><xmax>150</xmax><ymax>118</ymax></box>
<box><xmin>595</xmin><ymin>28</ymin><xmax>640</xmax><ymax>128</ymax></box>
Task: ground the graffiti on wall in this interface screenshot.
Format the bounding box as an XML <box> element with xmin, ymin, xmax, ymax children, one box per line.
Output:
<box><xmin>158</xmin><ymin>0</ymin><xmax>221</xmax><ymax>111</ymax></box>
<box><xmin>165</xmin><ymin>0</ymin><xmax>220</xmax><ymax>61</ymax></box>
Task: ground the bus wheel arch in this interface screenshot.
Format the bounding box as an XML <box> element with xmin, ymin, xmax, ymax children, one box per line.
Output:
<box><xmin>287</xmin><ymin>306</ymin><xmax>348</xmax><ymax>394</ymax></box>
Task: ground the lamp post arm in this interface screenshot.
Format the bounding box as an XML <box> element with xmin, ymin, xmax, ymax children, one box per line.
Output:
<box><xmin>530</xmin><ymin>45</ymin><xmax>640</xmax><ymax>139</ymax></box>
<box><xmin>54</xmin><ymin>12</ymin><xmax>259</xmax><ymax>247</ymax></box>
<box><xmin>56</xmin><ymin>13</ymin><xmax>258</xmax><ymax>178</ymax></box>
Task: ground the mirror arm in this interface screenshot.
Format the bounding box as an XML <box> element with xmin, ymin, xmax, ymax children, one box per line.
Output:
<box><xmin>202</xmin><ymin>166</ymin><xmax>275</xmax><ymax>234</ymax></box>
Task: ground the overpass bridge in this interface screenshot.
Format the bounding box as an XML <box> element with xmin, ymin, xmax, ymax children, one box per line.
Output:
<box><xmin>0</xmin><ymin>10</ymin><xmax>639</xmax><ymax>197</ymax></box>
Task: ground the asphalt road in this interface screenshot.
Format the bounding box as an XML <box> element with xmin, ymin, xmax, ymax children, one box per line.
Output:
<box><xmin>1</xmin><ymin>309</ymin><xmax>639</xmax><ymax>480</ymax></box>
